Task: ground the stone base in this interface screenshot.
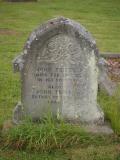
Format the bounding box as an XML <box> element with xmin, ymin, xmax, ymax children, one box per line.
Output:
<box><xmin>82</xmin><ymin>123</ymin><xmax>113</xmax><ymax>134</ymax></box>
<box><xmin>12</xmin><ymin>102</ymin><xmax>113</xmax><ymax>134</ymax></box>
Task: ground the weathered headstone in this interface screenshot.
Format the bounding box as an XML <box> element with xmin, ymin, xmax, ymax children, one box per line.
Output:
<box><xmin>13</xmin><ymin>17</ymin><xmax>104</xmax><ymax>124</ymax></box>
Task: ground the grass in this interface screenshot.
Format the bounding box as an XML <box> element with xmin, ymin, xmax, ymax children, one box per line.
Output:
<box><xmin>0</xmin><ymin>0</ymin><xmax>120</xmax><ymax>52</ymax></box>
<box><xmin>0</xmin><ymin>149</ymin><xmax>69</xmax><ymax>160</ymax></box>
<box><xmin>0</xmin><ymin>114</ymin><xmax>120</xmax><ymax>160</ymax></box>
<box><xmin>0</xmin><ymin>145</ymin><xmax>120</xmax><ymax>160</ymax></box>
<box><xmin>0</xmin><ymin>0</ymin><xmax>120</xmax><ymax>159</ymax></box>
<box><xmin>1</xmin><ymin>114</ymin><xmax>118</xmax><ymax>152</ymax></box>
<box><xmin>98</xmin><ymin>87</ymin><xmax>120</xmax><ymax>135</ymax></box>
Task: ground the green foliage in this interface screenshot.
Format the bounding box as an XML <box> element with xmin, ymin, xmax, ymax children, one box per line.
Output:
<box><xmin>0</xmin><ymin>145</ymin><xmax>120</xmax><ymax>160</ymax></box>
<box><xmin>98</xmin><ymin>86</ymin><xmax>120</xmax><ymax>134</ymax></box>
<box><xmin>0</xmin><ymin>148</ymin><xmax>68</xmax><ymax>160</ymax></box>
<box><xmin>1</xmin><ymin>113</ymin><xmax>118</xmax><ymax>153</ymax></box>
<box><xmin>0</xmin><ymin>0</ymin><xmax>120</xmax><ymax>52</ymax></box>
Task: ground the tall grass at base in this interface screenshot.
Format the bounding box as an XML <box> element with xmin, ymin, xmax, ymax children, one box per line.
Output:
<box><xmin>0</xmin><ymin>113</ymin><xmax>117</xmax><ymax>152</ymax></box>
<box><xmin>98</xmin><ymin>86</ymin><xmax>120</xmax><ymax>134</ymax></box>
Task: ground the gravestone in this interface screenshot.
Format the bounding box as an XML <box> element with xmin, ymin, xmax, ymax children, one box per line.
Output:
<box><xmin>13</xmin><ymin>17</ymin><xmax>104</xmax><ymax>124</ymax></box>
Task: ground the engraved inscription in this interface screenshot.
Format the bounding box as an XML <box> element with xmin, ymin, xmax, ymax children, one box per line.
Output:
<box><xmin>29</xmin><ymin>34</ymin><xmax>86</xmax><ymax>105</ymax></box>
<box><xmin>31</xmin><ymin>65</ymin><xmax>75</xmax><ymax>104</ymax></box>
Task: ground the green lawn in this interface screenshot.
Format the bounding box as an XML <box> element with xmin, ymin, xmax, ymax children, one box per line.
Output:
<box><xmin>0</xmin><ymin>0</ymin><xmax>120</xmax><ymax>159</ymax></box>
<box><xmin>0</xmin><ymin>145</ymin><xmax>120</xmax><ymax>160</ymax></box>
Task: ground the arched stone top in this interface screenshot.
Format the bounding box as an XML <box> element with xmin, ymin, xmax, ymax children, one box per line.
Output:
<box><xmin>13</xmin><ymin>17</ymin><xmax>99</xmax><ymax>72</ymax></box>
<box><xmin>23</xmin><ymin>17</ymin><xmax>98</xmax><ymax>57</ymax></box>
